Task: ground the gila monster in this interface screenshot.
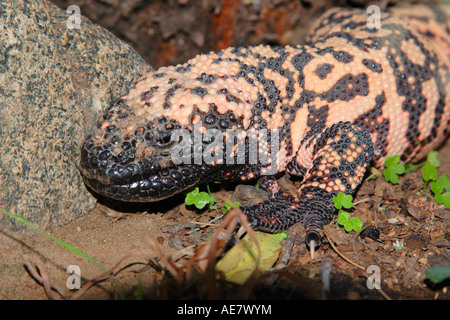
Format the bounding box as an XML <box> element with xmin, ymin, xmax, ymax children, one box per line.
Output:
<box><xmin>80</xmin><ymin>5</ymin><xmax>450</xmax><ymax>250</ymax></box>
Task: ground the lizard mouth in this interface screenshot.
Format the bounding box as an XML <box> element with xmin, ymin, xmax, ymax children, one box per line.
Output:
<box><xmin>79</xmin><ymin>137</ymin><xmax>210</xmax><ymax>202</ymax></box>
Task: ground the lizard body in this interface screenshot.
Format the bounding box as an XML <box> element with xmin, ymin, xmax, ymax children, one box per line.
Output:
<box><xmin>80</xmin><ymin>5</ymin><xmax>450</xmax><ymax>248</ymax></box>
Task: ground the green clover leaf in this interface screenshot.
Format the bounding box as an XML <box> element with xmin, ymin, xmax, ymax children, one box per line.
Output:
<box><xmin>337</xmin><ymin>210</ymin><xmax>363</xmax><ymax>232</ymax></box>
<box><xmin>337</xmin><ymin>210</ymin><xmax>350</xmax><ymax>226</ymax></box>
<box><xmin>348</xmin><ymin>216</ymin><xmax>363</xmax><ymax>232</ymax></box>
<box><xmin>434</xmin><ymin>192</ymin><xmax>450</xmax><ymax>208</ymax></box>
<box><xmin>438</xmin><ymin>174</ymin><xmax>450</xmax><ymax>192</ymax></box>
<box><xmin>422</xmin><ymin>161</ymin><xmax>438</xmax><ymax>182</ymax></box>
<box><xmin>383</xmin><ymin>155</ymin><xmax>405</xmax><ymax>184</ymax></box>
<box><xmin>431</xmin><ymin>180</ymin><xmax>444</xmax><ymax>196</ymax></box>
<box><xmin>426</xmin><ymin>150</ymin><xmax>441</xmax><ymax>168</ymax></box>
<box><xmin>332</xmin><ymin>192</ymin><xmax>353</xmax><ymax>210</ymax></box>
<box><xmin>185</xmin><ymin>187</ymin><xmax>212</xmax><ymax>209</ymax></box>
<box><xmin>221</xmin><ymin>200</ymin><xmax>241</xmax><ymax>214</ymax></box>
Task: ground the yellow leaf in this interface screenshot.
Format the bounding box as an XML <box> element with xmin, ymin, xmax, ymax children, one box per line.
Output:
<box><xmin>216</xmin><ymin>231</ymin><xmax>282</xmax><ymax>285</ymax></box>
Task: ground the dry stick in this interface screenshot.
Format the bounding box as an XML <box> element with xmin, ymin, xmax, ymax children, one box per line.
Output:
<box><xmin>324</xmin><ymin>232</ymin><xmax>392</xmax><ymax>300</ymax></box>
<box><xmin>68</xmin><ymin>210</ymin><xmax>260</xmax><ymax>300</ymax></box>
<box><xmin>236</xmin><ymin>209</ymin><xmax>262</xmax><ymax>283</ymax></box>
<box><xmin>191</xmin><ymin>213</ymin><xmax>223</xmax><ymax>228</ymax></box>
<box><xmin>188</xmin><ymin>208</ymin><xmax>262</xmax><ymax>298</ymax></box>
<box><xmin>205</xmin><ymin>209</ymin><xmax>241</xmax><ymax>298</ymax></box>
<box><xmin>189</xmin><ymin>220</ymin><xmax>220</xmax><ymax>227</ymax></box>
<box><xmin>353</xmin><ymin>197</ymin><xmax>371</xmax><ymax>206</ymax></box>
<box><xmin>35</xmin><ymin>257</ymin><xmax>56</xmax><ymax>300</ymax></box>
<box><xmin>70</xmin><ymin>250</ymin><xmax>154</xmax><ymax>300</ymax></box>
<box><xmin>325</xmin><ymin>232</ymin><xmax>365</xmax><ymax>269</ymax></box>
<box><xmin>145</xmin><ymin>237</ymin><xmax>185</xmax><ymax>280</ymax></box>
<box><xmin>22</xmin><ymin>255</ymin><xmax>66</xmax><ymax>300</ymax></box>
<box><xmin>272</xmin><ymin>234</ymin><xmax>296</xmax><ymax>270</ymax></box>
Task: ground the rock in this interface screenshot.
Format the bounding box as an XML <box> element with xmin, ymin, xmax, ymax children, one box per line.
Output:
<box><xmin>230</xmin><ymin>185</ymin><xmax>269</xmax><ymax>207</ymax></box>
<box><xmin>359</xmin><ymin>225</ymin><xmax>380</xmax><ymax>241</ymax></box>
<box><xmin>168</xmin><ymin>236</ymin><xmax>184</xmax><ymax>250</ymax></box>
<box><xmin>0</xmin><ymin>0</ymin><xmax>152</xmax><ymax>231</ymax></box>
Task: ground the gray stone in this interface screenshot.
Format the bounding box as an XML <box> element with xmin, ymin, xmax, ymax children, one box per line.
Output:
<box><xmin>0</xmin><ymin>0</ymin><xmax>152</xmax><ymax>231</ymax></box>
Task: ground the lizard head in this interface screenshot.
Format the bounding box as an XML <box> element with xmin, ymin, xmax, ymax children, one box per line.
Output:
<box><xmin>79</xmin><ymin>102</ymin><xmax>209</xmax><ymax>202</ymax></box>
<box><xmin>80</xmin><ymin>53</ymin><xmax>259</xmax><ymax>202</ymax></box>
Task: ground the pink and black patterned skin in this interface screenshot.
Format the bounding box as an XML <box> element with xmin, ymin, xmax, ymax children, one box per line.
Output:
<box><xmin>80</xmin><ymin>5</ymin><xmax>450</xmax><ymax>247</ymax></box>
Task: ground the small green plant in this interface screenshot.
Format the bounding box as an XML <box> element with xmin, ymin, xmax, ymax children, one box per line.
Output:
<box><xmin>273</xmin><ymin>230</ymin><xmax>288</xmax><ymax>240</ymax></box>
<box><xmin>383</xmin><ymin>155</ymin><xmax>405</xmax><ymax>184</ymax></box>
<box><xmin>383</xmin><ymin>151</ymin><xmax>450</xmax><ymax>208</ymax></box>
<box><xmin>425</xmin><ymin>264</ymin><xmax>450</xmax><ymax>284</ymax></box>
<box><xmin>333</xmin><ymin>192</ymin><xmax>354</xmax><ymax>210</ymax></box>
<box><xmin>417</xmin><ymin>151</ymin><xmax>449</xmax><ymax>208</ymax></box>
<box><xmin>221</xmin><ymin>200</ymin><xmax>241</xmax><ymax>214</ymax></box>
<box><xmin>333</xmin><ymin>192</ymin><xmax>363</xmax><ymax>232</ymax></box>
<box><xmin>337</xmin><ymin>210</ymin><xmax>363</xmax><ymax>232</ymax></box>
<box><xmin>422</xmin><ymin>150</ymin><xmax>440</xmax><ymax>182</ymax></box>
<box><xmin>184</xmin><ymin>185</ymin><xmax>244</xmax><ymax>213</ymax></box>
<box><xmin>184</xmin><ymin>186</ymin><xmax>216</xmax><ymax>210</ymax></box>
<box><xmin>393</xmin><ymin>239</ymin><xmax>405</xmax><ymax>251</ymax></box>
<box><xmin>430</xmin><ymin>174</ymin><xmax>450</xmax><ymax>208</ymax></box>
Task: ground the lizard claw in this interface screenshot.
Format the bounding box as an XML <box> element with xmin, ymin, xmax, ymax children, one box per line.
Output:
<box><xmin>306</xmin><ymin>227</ymin><xmax>322</xmax><ymax>260</ymax></box>
<box><xmin>309</xmin><ymin>240</ymin><xmax>317</xmax><ymax>260</ymax></box>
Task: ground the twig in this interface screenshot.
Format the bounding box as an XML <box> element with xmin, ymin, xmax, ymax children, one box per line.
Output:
<box><xmin>324</xmin><ymin>232</ymin><xmax>393</xmax><ymax>300</ymax></box>
<box><xmin>22</xmin><ymin>255</ymin><xmax>66</xmax><ymax>300</ymax></box>
<box><xmin>189</xmin><ymin>220</ymin><xmax>221</xmax><ymax>228</ymax></box>
<box><xmin>324</xmin><ymin>232</ymin><xmax>365</xmax><ymax>269</ymax></box>
<box><xmin>353</xmin><ymin>197</ymin><xmax>371</xmax><ymax>206</ymax></box>
<box><xmin>272</xmin><ymin>233</ymin><xmax>295</xmax><ymax>270</ymax></box>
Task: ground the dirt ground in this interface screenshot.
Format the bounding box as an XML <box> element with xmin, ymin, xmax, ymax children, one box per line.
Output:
<box><xmin>0</xmin><ymin>138</ymin><xmax>449</xmax><ymax>300</ymax></box>
<box><xmin>1</xmin><ymin>0</ymin><xmax>449</xmax><ymax>301</ymax></box>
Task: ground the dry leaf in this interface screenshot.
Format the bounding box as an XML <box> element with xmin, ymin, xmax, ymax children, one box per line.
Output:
<box><xmin>216</xmin><ymin>231</ymin><xmax>282</xmax><ymax>285</ymax></box>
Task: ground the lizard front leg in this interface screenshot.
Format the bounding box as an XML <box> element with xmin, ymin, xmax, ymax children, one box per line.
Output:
<box><xmin>242</xmin><ymin>121</ymin><xmax>374</xmax><ymax>251</ymax></box>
